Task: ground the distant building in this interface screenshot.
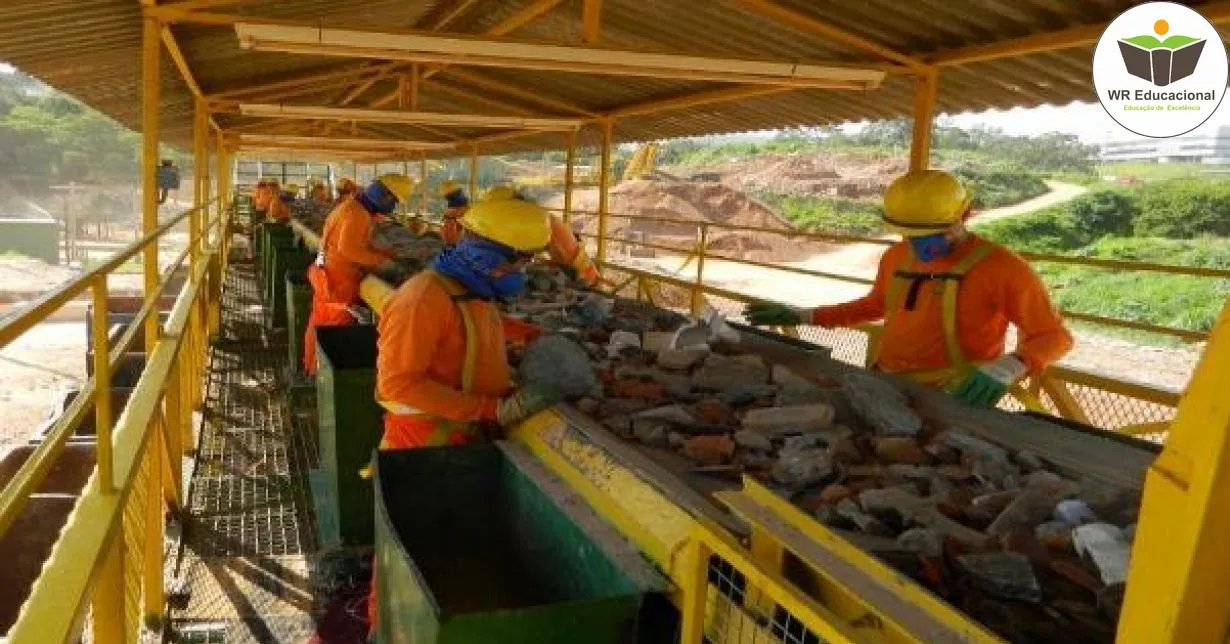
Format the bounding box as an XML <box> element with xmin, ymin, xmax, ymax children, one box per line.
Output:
<box><xmin>1099</xmin><ymin>125</ymin><xmax>1230</xmax><ymax>164</ymax></box>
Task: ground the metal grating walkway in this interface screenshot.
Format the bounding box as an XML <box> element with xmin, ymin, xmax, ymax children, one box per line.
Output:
<box><xmin>167</xmin><ymin>259</ymin><xmax>343</xmax><ymax>644</ymax></box>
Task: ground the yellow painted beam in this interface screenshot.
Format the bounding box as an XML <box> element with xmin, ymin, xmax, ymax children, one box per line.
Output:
<box><xmin>563</xmin><ymin>129</ymin><xmax>575</xmax><ymax>223</ymax></box>
<box><xmin>237</xmin><ymin>133</ymin><xmax>456</xmax><ymax>150</ymax></box>
<box><xmin>237</xmin><ymin>103</ymin><xmax>582</xmax><ymax>129</ymax></box>
<box><xmin>1120</xmin><ymin>297</ymin><xmax>1230</xmax><ymax>643</ymax></box>
<box><xmin>596</xmin><ymin>120</ymin><xmax>613</xmax><ymax>263</ymax></box>
<box><xmin>233</xmin><ymin>23</ymin><xmax>886</xmax><ymax>89</ymax></box>
<box><xmin>141</xmin><ymin>17</ymin><xmax>161</xmax><ymax>356</ymax></box>
<box><xmin>908</xmin><ymin>71</ymin><xmax>938</xmax><ymax>171</ymax></box>
<box><xmin>734</xmin><ymin>0</ymin><xmax>926</xmax><ymax>72</ymax></box>
<box><xmin>606</xmin><ymin>84</ymin><xmax>795</xmax><ymax>119</ymax></box>
<box><xmin>205</xmin><ymin>61</ymin><xmax>406</xmax><ymax>101</ymax></box>
<box><xmin>427</xmin><ymin>0</ymin><xmax>480</xmax><ymax>30</ymax></box>
<box><xmin>581</xmin><ymin>0</ymin><xmax>602</xmax><ymax>43</ymax></box>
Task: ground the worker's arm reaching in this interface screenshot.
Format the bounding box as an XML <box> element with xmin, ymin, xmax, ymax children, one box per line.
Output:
<box><xmin>743</xmin><ymin>246</ymin><xmax>898</xmax><ymax>328</ymax></box>
<box><xmin>546</xmin><ymin>215</ymin><xmax>601</xmax><ymax>286</ymax></box>
<box><xmin>997</xmin><ymin>252</ymin><xmax>1074</xmax><ymax>375</ymax></box>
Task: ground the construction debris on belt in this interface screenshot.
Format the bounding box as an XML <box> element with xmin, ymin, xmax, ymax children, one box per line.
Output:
<box><xmin>506</xmin><ymin>298</ymin><xmax>1138</xmax><ymax>643</ymax></box>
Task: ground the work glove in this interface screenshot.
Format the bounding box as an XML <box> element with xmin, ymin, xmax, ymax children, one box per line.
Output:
<box><xmin>951</xmin><ymin>354</ymin><xmax>1028</xmax><ymax>408</ymax></box>
<box><xmin>743</xmin><ymin>301</ymin><xmax>812</xmax><ymax>326</ymax></box>
<box><xmin>495</xmin><ymin>382</ymin><xmax>563</xmax><ymax>427</ymax></box>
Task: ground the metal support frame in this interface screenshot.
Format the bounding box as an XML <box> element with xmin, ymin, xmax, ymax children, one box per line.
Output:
<box><xmin>909</xmin><ymin>71</ymin><xmax>938</xmax><ymax>171</ymax></box>
<box><xmin>420</xmin><ymin>154</ymin><xmax>429</xmax><ymax>215</ymax></box>
<box><xmin>596</xmin><ymin>120</ymin><xmax>613</xmax><ymax>263</ymax></box>
<box><xmin>192</xmin><ymin>97</ymin><xmax>208</xmax><ymax>276</ymax></box>
<box><xmin>468</xmin><ymin>144</ymin><xmax>479</xmax><ymax>199</ymax></box>
<box><xmin>141</xmin><ymin>16</ymin><xmax>161</xmax><ymax>357</ymax></box>
<box><xmin>563</xmin><ymin>130</ymin><xmax>576</xmax><ymax>223</ymax></box>
<box><xmin>1120</xmin><ymin>298</ymin><xmax>1230</xmax><ymax>642</ymax></box>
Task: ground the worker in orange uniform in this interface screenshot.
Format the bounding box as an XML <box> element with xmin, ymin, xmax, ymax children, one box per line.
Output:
<box><xmin>743</xmin><ymin>169</ymin><xmax>1073</xmax><ymax>407</ymax></box>
<box><xmin>266</xmin><ymin>183</ymin><xmax>291</xmax><ymax>223</ymax></box>
<box><xmin>311</xmin><ymin>180</ymin><xmax>330</xmax><ymax>203</ymax></box>
<box><xmin>438</xmin><ymin>179</ymin><xmax>469</xmax><ymax>246</ymax></box>
<box><xmin>470</xmin><ymin>185</ymin><xmax>602</xmax><ymax>288</ymax></box>
<box><xmin>302</xmin><ymin>174</ymin><xmax>413</xmax><ymax>375</ymax></box>
<box><xmin>335</xmin><ymin>177</ymin><xmax>358</xmax><ymax>203</ymax></box>
<box><xmin>367</xmin><ymin>191</ymin><xmax>560</xmax><ymax>637</ymax></box>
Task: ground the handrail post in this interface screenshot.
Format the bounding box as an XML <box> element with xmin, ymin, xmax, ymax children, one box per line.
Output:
<box><xmin>91</xmin><ymin>534</ymin><xmax>126</xmax><ymax>644</ymax></box>
<box><xmin>92</xmin><ymin>276</ymin><xmax>114</xmax><ymax>493</ymax></box>
<box><xmin>597</xmin><ymin>119</ymin><xmax>614</xmax><ymax>263</ymax></box>
<box><xmin>191</xmin><ymin>97</ymin><xmax>208</xmax><ymax>280</ymax></box>
<box><xmin>143</xmin><ymin>418</ymin><xmax>166</xmax><ymax>630</ymax></box>
<box><xmin>691</xmin><ymin>223</ymin><xmax>709</xmax><ymax>316</ymax></box>
<box><xmin>563</xmin><ymin>129</ymin><xmax>576</xmax><ymax>224</ymax></box>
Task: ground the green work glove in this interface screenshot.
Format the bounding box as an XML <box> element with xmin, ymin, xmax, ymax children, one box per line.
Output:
<box><xmin>495</xmin><ymin>382</ymin><xmax>563</xmax><ymax>427</ymax></box>
<box><xmin>742</xmin><ymin>301</ymin><xmax>812</xmax><ymax>326</ymax></box>
<box><xmin>951</xmin><ymin>355</ymin><xmax>1028</xmax><ymax>407</ymax></box>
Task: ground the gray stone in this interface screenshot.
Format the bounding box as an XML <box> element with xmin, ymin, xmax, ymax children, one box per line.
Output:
<box><xmin>779</xmin><ymin>434</ymin><xmax>825</xmax><ymax>453</ymax></box>
<box><xmin>632</xmin><ymin>419</ymin><xmax>671</xmax><ymax>448</ymax></box>
<box><xmin>692</xmin><ymin>353</ymin><xmax>770</xmax><ymax>392</ymax></box>
<box><xmin>835</xmin><ymin>499</ymin><xmax>892</xmax><ymax>536</ymax></box>
<box><xmin>771</xmin><ymin>364</ymin><xmax>830</xmax><ymax>405</ymax></box>
<box><xmin>771</xmin><ymin>447</ymin><xmax>834</xmax><ymax>490</ymax></box>
<box><xmin>741</xmin><ymin>404</ymin><xmax>835</xmax><ymax>435</ymax></box>
<box><xmin>614</xmin><ymin>366</ymin><xmax>693</xmax><ymax>398</ymax></box>
<box><xmin>641</xmin><ymin>331</ymin><xmax>674</xmax><ymax>353</ymax></box>
<box><xmin>720</xmin><ymin>384</ymin><xmax>779</xmax><ymax>406</ymax></box>
<box><xmin>634</xmin><ymin>405</ymin><xmax>697</xmax><ymax>425</ymax></box>
<box><xmin>958</xmin><ymin>553</ymin><xmax>1043</xmax><ymax>602</ymax></box>
<box><xmin>1073</xmin><ymin>523</ymin><xmax>1131</xmax><ymax>585</ymax></box>
<box><xmin>1035</xmin><ymin>520</ymin><xmax>1074</xmax><ymax>544</ymax></box>
<box><xmin>575</xmin><ymin>397</ymin><xmax>601</xmax><ymax>415</ymax></box>
<box><xmin>734</xmin><ymin>430</ymin><xmax>773</xmax><ymax>452</ymax></box>
<box><xmin>656</xmin><ymin>347</ymin><xmax>710</xmax><ymax>371</ymax></box>
<box><xmin>667</xmin><ymin>431</ymin><xmax>688</xmax><ymax>450</ymax></box>
<box><xmin>1015</xmin><ymin>449</ymin><xmax>1046</xmax><ymax>472</ymax></box>
<box><xmin>599</xmin><ymin>398</ymin><xmax>653</xmax><ymax>418</ymax></box>
<box><xmin>607</xmin><ymin>330</ymin><xmax>642</xmax><ymax>357</ymax></box>
<box><xmin>840</xmin><ymin>372</ymin><xmax>923</xmax><ymax>437</ymax></box>
<box><xmin>1024</xmin><ymin>471</ymin><xmax>1064</xmax><ymax>488</ymax></box>
<box><xmin>944</xmin><ymin>433</ymin><xmax>1010</xmax><ymax>462</ymax></box>
<box><xmin>519</xmin><ymin>334</ymin><xmax>599</xmax><ymax>398</ymax></box>
<box><xmin>986</xmin><ymin>481</ymin><xmax>1080</xmax><ymax>537</ymax></box>
<box><xmin>1078</xmin><ymin>477</ymin><xmax>1134</xmax><ymax>518</ymax></box>
<box><xmin>858</xmin><ymin>486</ymin><xmax>924</xmax><ymax>516</ymax></box>
<box><xmin>897</xmin><ymin>528</ymin><xmax>945</xmax><ymax>558</ymax></box>
<box><xmin>1054</xmin><ymin>499</ymin><xmax>1098</xmax><ymax>525</ymax></box>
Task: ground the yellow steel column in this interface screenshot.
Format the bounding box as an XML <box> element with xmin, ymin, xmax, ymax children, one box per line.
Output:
<box><xmin>563</xmin><ymin>129</ymin><xmax>576</xmax><ymax>224</ymax></box>
<box><xmin>909</xmin><ymin>70</ymin><xmax>938</xmax><ymax>172</ymax></box>
<box><xmin>1119</xmin><ymin>299</ymin><xmax>1230</xmax><ymax>643</ymax></box>
<box><xmin>468</xmin><ymin>144</ymin><xmax>479</xmax><ymax>199</ymax></box>
<box><xmin>192</xmin><ymin>97</ymin><xmax>207</xmax><ymax>278</ymax></box>
<box><xmin>91</xmin><ymin>532</ymin><xmax>126</xmax><ymax>644</ymax></box>
<box><xmin>143</xmin><ymin>418</ymin><xmax>166</xmax><ymax>629</ymax></box>
<box><xmin>91</xmin><ymin>277</ymin><xmax>114</xmax><ymax>493</ymax></box>
<box><xmin>140</xmin><ymin>16</ymin><xmax>161</xmax><ymax>353</ymax></box>
<box><xmin>596</xmin><ymin>120</ymin><xmax>614</xmax><ymax>263</ymax></box>
<box><xmin>420</xmin><ymin>154</ymin><xmax>429</xmax><ymax>215</ymax></box>
<box><xmin>690</xmin><ymin>223</ymin><xmax>709</xmax><ymax>316</ymax></box>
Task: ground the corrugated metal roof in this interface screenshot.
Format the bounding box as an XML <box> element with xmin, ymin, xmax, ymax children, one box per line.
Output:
<box><xmin>0</xmin><ymin>0</ymin><xmax>1216</xmax><ymax>155</ymax></box>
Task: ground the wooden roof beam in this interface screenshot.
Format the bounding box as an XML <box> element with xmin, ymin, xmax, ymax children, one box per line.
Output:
<box><xmin>733</xmin><ymin>0</ymin><xmax>927</xmax><ymax>72</ymax></box>
<box><xmin>582</xmin><ymin>0</ymin><xmax>602</xmax><ymax>44</ymax></box>
<box><xmin>929</xmin><ymin>0</ymin><xmax>1230</xmax><ymax>66</ymax></box>
<box><xmin>206</xmin><ymin>61</ymin><xmax>405</xmax><ymax>100</ymax></box>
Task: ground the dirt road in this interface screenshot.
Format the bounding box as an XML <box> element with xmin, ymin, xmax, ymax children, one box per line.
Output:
<box><xmin>0</xmin><ymin>321</ymin><xmax>85</xmax><ymax>449</ymax></box>
<box><xmin>972</xmin><ymin>180</ymin><xmax>1087</xmax><ymax>224</ymax></box>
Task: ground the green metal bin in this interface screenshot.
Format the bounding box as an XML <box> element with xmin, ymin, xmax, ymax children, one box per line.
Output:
<box><xmin>373</xmin><ymin>443</ymin><xmax>663</xmax><ymax>644</ymax></box>
<box><xmin>285</xmin><ymin>269</ymin><xmax>313</xmax><ymax>375</ymax></box>
<box><xmin>265</xmin><ymin>240</ymin><xmax>312</xmax><ymax>330</ymax></box>
<box><xmin>312</xmin><ymin>324</ymin><xmax>384</xmax><ymax>547</ymax></box>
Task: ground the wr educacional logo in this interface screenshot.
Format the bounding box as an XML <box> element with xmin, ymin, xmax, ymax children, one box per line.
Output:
<box><xmin>1093</xmin><ymin>2</ymin><xmax>1228</xmax><ymax>138</ymax></box>
<box><xmin>1115</xmin><ymin>19</ymin><xmax>1205</xmax><ymax>87</ymax></box>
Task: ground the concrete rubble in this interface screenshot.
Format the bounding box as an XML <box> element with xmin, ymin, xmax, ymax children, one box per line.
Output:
<box><xmin>289</xmin><ymin>207</ymin><xmax>1137</xmax><ymax>642</ymax></box>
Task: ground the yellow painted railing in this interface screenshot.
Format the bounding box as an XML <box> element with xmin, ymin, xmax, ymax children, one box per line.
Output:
<box><xmin>0</xmin><ymin>194</ymin><xmax>233</xmax><ymax>643</ymax></box>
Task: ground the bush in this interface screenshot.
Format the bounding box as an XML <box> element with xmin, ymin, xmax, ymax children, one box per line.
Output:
<box><xmin>761</xmin><ymin>194</ymin><xmax>884</xmax><ymax>236</ymax></box>
<box><xmin>951</xmin><ymin>165</ymin><xmax>1049</xmax><ymax>209</ymax></box>
<box><xmin>973</xmin><ymin>208</ymin><xmax>1085</xmax><ymax>253</ymax></box>
<box><xmin>1066</xmin><ymin>188</ymin><xmax>1137</xmax><ymax>240</ymax></box>
<box><xmin>1135</xmin><ymin>179</ymin><xmax>1230</xmax><ymax>238</ymax></box>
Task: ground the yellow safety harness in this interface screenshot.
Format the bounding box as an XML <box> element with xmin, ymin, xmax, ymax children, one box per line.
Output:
<box><xmin>872</xmin><ymin>239</ymin><xmax>1044</xmax><ymax>410</ymax></box>
<box><xmin>874</xmin><ymin>241</ymin><xmax>995</xmax><ymax>388</ymax></box>
<box><xmin>376</xmin><ymin>270</ymin><xmax>483</xmax><ymax>447</ymax></box>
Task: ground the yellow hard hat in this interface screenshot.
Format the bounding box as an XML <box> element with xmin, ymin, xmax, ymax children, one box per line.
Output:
<box><xmin>461</xmin><ymin>196</ymin><xmax>551</xmax><ymax>252</ymax></box>
<box><xmin>482</xmin><ymin>184</ymin><xmax>519</xmax><ymax>201</ymax></box>
<box><xmin>882</xmin><ymin>170</ymin><xmax>971</xmax><ymax>236</ymax></box>
<box><xmin>439</xmin><ymin>180</ymin><xmax>462</xmax><ymax>197</ymax></box>
<box><xmin>375</xmin><ymin>173</ymin><xmax>414</xmax><ymax>203</ymax></box>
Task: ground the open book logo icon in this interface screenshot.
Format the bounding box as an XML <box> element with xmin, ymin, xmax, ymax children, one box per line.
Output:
<box><xmin>1117</xmin><ymin>33</ymin><xmax>1206</xmax><ymax>86</ymax></box>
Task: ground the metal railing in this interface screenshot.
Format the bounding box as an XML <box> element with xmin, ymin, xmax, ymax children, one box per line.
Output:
<box><xmin>0</xmin><ymin>194</ymin><xmax>233</xmax><ymax>643</ymax></box>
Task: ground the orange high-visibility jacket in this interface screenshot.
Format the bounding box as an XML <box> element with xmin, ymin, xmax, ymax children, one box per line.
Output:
<box><xmin>316</xmin><ymin>198</ymin><xmax>388</xmax><ymax>305</ymax></box>
<box><xmin>376</xmin><ymin>271</ymin><xmax>512</xmax><ymax>424</ymax></box>
<box><xmin>546</xmin><ymin>215</ymin><xmax>599</xmax><ymax>286</ymax></box>
<box><xmin>267</xmin><ymin>197</ymin><xmax>290</xmax><ymax>222</ymax></box>
<box><xmin>812</xmin><ymin>236</ymin><xmax>1072</xmax><ymax>376</ymax></box>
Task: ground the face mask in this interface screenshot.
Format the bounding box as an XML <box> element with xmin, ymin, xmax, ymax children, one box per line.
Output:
<box><xmin>489</xmin><ymin>270</ymin><xmax>527</xmax><ymax>300</ymax></box>
<box><xmin>909</xmin><ymin>232</ymin><xmax>954</xmax><ymax>262</ymax></box>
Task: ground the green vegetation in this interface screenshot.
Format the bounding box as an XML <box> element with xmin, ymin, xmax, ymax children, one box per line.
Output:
<box><xmin>1096</xmin><ymin>162</ymin><xmax>1215</xmax><ymax>181</ymax></box>
<box><xmin>973</xmin><ymin>181</ymin><xmax>1230</xmax><ymax>342</ymax></box>
<box><xmin>952</xmin><ymin>166</ymin><xmax>1048</xmax><ymax>208</ymax></box>
<box><xmin>756</xmin><ymin>194</ymin><xmax>884</xmax><ymax>236</ymax></box>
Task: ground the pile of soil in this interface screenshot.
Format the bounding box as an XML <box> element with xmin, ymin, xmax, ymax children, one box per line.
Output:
<box><xmin>695</xmin><ymin>152</ymin><xmax>908</xmax><ymax>199</ymax></box>
<box><xmin>565</xmin><ymin>180</ymin><xmax>829</xmax><ymax>262</ymax></box>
